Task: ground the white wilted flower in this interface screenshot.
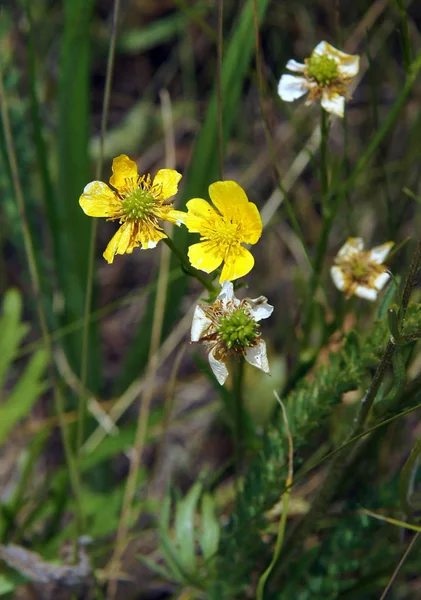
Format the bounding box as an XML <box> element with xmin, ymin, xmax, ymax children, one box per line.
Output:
<box><xmin>331</xmin><ymin>237</ymin><xmax>394</xmax><ymax>301</ymax></box>
<box><xmin>191</xmin><ymin>281</ymin><xmax>273</xmax><ymax>385</ymax></box>
<box><xmin>277</xmin><ymin>41</ymin><xmax>360</xmax><ymax>117</ymax></box>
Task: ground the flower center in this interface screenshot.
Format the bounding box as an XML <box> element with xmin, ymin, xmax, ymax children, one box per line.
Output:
<box><xmin>121</xmin><ymin>186</ymin><xmax>155</xmax><ymax>220</ymax></box>
<box><xmin>350</xmin><ymin>258</ymin><xmax>370</xmax><ymax>279</ymax></box>
<box><xmin>217</xmin><ymin>308</ymin><xmax>258</xmax><ymax>350</ymax></box>
<box><xmin>211</xmin><ymin>221</ymin><xmax>240</xmax><ymax>247</ymax></box>
<box><xmin>307</xmin><ymin>54</ymin><xmax>339</xmax><ymax>86</ymax></box>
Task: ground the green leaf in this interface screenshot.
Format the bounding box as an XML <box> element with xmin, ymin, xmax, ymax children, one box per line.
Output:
<box><xmin>199</xmin><ymin>493</ymin><xmax>220</xmax><ymax>562</ymax></box>
<box><xmin>0</xmin><ymin>290</ymin><xmax>48</xmax><ymax>446</ymax></box>
<box><xmin>0</xmin><ymin>289</ymin><xmax>28</xmax><ymax>393</ymax></box>
<box><xmin>174</xmin><ymin>481</ymin><xmax>202</xmax><ymax>573</ymax></box>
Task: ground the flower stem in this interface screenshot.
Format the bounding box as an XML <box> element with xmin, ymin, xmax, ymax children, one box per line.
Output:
<box><xmin>320</xmin><ymin>107</ymin><xmax>329</xmax><ymax>214</ymax></box>
<box><xmin>164</xmin><ymin>236</ymin><xmax>217</xmax><ymax>294</ymax></box>
<box><xmin>233</xmin><ymin>358</ymin><xmax>244</xmax><ymax>491</ymax></box>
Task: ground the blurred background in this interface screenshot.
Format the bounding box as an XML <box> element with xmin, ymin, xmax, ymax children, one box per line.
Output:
<box><xmin>1</xmin><ymin>0</ymin><xmax>421</xmax><ymax>598</ymax></box>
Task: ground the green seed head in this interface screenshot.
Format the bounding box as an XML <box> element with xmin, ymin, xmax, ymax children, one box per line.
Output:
<box><xmin>218</xmin><ymin>308</ymin><xmax>258</xmax><ymax>350</ymax></box>
<box><xmin>307</xmin><ymin>54</ymin><xmax>338</xmax><ymax>86</ymax></box>
<box><xmin>122</xmin><ymin>187</ymin><xmax>154</xmax><ymax>220</ymax></box>
<box><xmin>351</xmin><ymin>258</ymin><xmax>369</xmax><ymax>279</ymax></box>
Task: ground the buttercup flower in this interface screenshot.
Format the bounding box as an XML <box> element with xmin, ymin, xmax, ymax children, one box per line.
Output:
<box><xmin>79</xmin><ymin>154</ymin><xmax>185</xmax><ymax>263</ymax></box>
<box><xmin>191</xmin><ymin>281</ymin><xmax>273</xmax><ymax>385</ymax></box>
<box><xmin>184</xmin><ymin>181</ymin><xmax>262</xmax><ymax>283</ymax></box>
<box><xmin>331</xmin><ymin>238</ymin><xmax>394</xmax><ymax>301</ymax></box>
<box><xmin>278</xmin><ymin>41</ymin><xmax>360</xmax><ymax>117</ymax></box>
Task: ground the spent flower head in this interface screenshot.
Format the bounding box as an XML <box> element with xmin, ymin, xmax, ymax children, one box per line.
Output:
<box><xmin>278</xmin><ymin>41</ymin><xmax>360</xmax><ymax>117</ymax></box>
<box><xmin>331</xmin><ymin>237</ymin><xmax>394</xmax><ymax>301</ymax></box>
<box><xmin>79</xmin><ymin>154</ymin><xmax>185</xmax><ymax>263</ymax></box>
<box><xmin>184</xmin><ymin>181</ymin><xmax>262</xmax><ymax>283</ymax></box>
<box><xmin>191</xmin><ymin>281</ymin><xmax>273</xmax><ymax>385</ymax></box>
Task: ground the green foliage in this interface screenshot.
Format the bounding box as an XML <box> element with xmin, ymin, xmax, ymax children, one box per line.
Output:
<box><xmin>0</xmin><ymin>289</ymin><xmax>48</xmax><ymax>445</ymax></box>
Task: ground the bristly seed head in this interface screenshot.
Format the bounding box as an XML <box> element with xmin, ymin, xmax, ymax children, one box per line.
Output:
<box><xmin>121</xmin><ymin>186</ymin><xmax>154</xmax><ymax>220</ymax></box>
<box><xmin>217</xmin><ymin>307</ymin><xmax>258</xmax><ymax>350</ymax></box>
<box><xmin>307</xmin><ymin>54</ymin><xmax>339</xmax><ymax>86</ymax></box>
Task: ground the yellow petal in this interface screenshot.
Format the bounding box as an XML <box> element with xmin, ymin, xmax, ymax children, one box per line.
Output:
<box><xmin>153</xmin><ymin>169</ymin><xmax>182</xmax><ymax>200</ymax></box>
<box><xmin>109</xmin><ymin>154</ymin><xmax>139</xmax><ymax>190</ymax></box>
<box><xmin>79</xmin><ymin>181</ymin><xmax>119</xmax><ymax>217</ymax></box>
<box><xmin>219</xmin><ymin>245</ymin><xmax>254</xmax><ymax>283</ymax></box>
<box><xmin>163</xmin><ymin>208</ymin><xmax>188</xmax><ymax>226</ymax></box>
<box><xmin>134</xmin><ymin>221</ymin><xmax>167</xmax><ymax>249</ymax></box>
<box><xmin>103</xmin><ymin>221</ymin><xmax>134</xmax><ymax>264</ymax></box>
<box><xmin>239</xmin><ymin>201</ymin><xmax>262</xmax><ymax>244</ymax></box>
<box><xmin>188</xmin><ymin>241</ymin><xmax>223</xmax><ymax>273</ymax></box>
<box><xmin>208</xmin><ymin>180</ymin><xmax>249</xmax><ymax>215</ymax></box>
<box><xmin>184</xmin><ymin>198</ymin><xmax>219</xmax><ymax>233</ymax></box>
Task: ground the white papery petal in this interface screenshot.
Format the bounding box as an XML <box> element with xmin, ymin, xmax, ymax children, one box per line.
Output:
<box><xmin>355</xmin><ymin>285</ymin><xmax>378</xmax><ymax>301</ymax></box>
<box><xmin>278</xmin><ymin>75</ymin><xmax>308</xmax><ymax>102</ymax></box>
<box><xmin>321</xmin><ymin>91</ymin><xmax>345</xmax><ymax>118</ymax></box>
<box><xmin>245</xmin><ymin>297</ymin><xmax>274</xmax><ymax>322</ymax></box>
<box><xmin>208</xmin><ymin>347</ymin><xmax>229</xmax><ymax>385</ymax></box>
<box><xmin>286</xmin><ymin>59</ymin><xmax>306</xmax><ymax>72</ymax></box>
<box><xmin>337</xmin><ymin>237</ymin><xmax>364</xmax><ymax>258</ymax></box>
<box><xmin>191</xmin><ymin>305</ymin><xmax>212</xmax><ymax>342</ymax></box>
<box><xmin>338</xmin><ymin>55</ymin><xmax>360</xmax><ymax>78</ymax></box>
<box><xmin>313</xmin><ymin>41</ymin><xmax>331</xmax><ymax>57</ymax></box>
<box><xmin>368</xmin><ymin>242</ymin><xmax>394</xmax><ymax>265</ymax></box>
<box><xmin>374</xmin><ymin>271</ymin><xmax>391</xmax><ymax>291</ymax></box>
<box><xmin>331</xmin><ymin>266</ymin><xmax>346</xmax><ymax>291</ymax></box>
<box><xmin>244</xmin><ymin>341</ymin><xmax>270</xmax><ymax>375</ymax></box>
<box><xmin>217</xmin><ymin>280</ymin><xmax>239</xmax><ymax>309</ymax></box>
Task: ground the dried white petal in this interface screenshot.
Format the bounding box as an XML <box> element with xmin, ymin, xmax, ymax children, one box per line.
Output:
<box><xmin>217</xmin><ymin>280</ymin><xmax>238</xmax><ymax>309</ymax></box>
<box><xmin>337</xmin><ymin>237</ymin><xmax>364</xmax><ymax>258</ymax></box>
<box><xmin>208</xmin><ymin>347</ymin><xmax>229</xmax><ymax>385</ymax></box>
<box><xmin>373</xmin><ymin>271</ymin><xmax>391</xmax><ymax>291</ymax></box>
<box><xmin>286</xmin><ymin>59</ymin><xmax>306</xmax><ymax>72</ymax></box>
<box><xmin>278</xmin><ymin>75</ymin><xmax>308</xmax><ymax>102</ymax></box>
<box><xmin>368</xmin><ymin>242</ymin><xmax>394</xmax><ymax>265</ymax></box>
<box><xmin>191</xmin><ymin>305</ymin><xmax>212</xmax><ymax>342</ymax></box>
<box><xmin>321</xmin><ymin>90</ymin><xmax>345</xmax><ymax>118</ymax></box>
<box><xmin>244</xmin><ymin>340</ymin><xmax>270</xmax><ymax>375</ymax></box>
<box><xmin>354</xmin><ymin>285</ymin><xmax>378</xmax><ymax>301</ymax></box>
<box><xmin>246</xmin><ymin>297</ymin><xmax>274</xmax><ymax>322</ymax></box>
<box><xmin>330</xmin><ymin>266</ymin><xmax>346</xmax><ymax>291</ymax></box>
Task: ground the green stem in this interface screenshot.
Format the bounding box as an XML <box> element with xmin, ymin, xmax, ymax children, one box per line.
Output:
<box><xmin>233</xmin><ymin>358</ymin><xmax>244</xmax><ymax>488</ymax></box>
<box><xmin>320</xmin><ymin>108</ymin><xmax>329</xmax><ymax>211</ymax></box>
<box><xmin>164</xmin><ymin>236</ymin><xmax>217</xmax><ymax>294</ymax></box>
<box><xmin>78</xmin><ymin>0</ymin><xmax>121</xmax><ymax>455</ymax></box>
<box><xmin>256</xmin><ymin>487</ymin><xmax>291</xmax><ymax>600</ymax></box>
<box><xmin>395</xmin><ymin>0</ymin><xmax>412</xmax><ymax>73</ymax></box>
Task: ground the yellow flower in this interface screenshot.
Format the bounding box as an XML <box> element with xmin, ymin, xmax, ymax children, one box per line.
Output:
<box><xmin>184</xmin><ymin>181</ymin><xmax>262</xmax><ymax>283</ymax></box>
<box><xmin>278</xmin><ymin>41</ymin><xmax>360</xmax><ymax>117</ymax></box>
<box><xmin>331</xmin><ymin>237</ymin><xmax>394</xmax><ymax>301</ymax></box>
<box><xmin>79</xmin><ymin>154</ymin><xmax>185</xmax><ymax>263</ymax></box>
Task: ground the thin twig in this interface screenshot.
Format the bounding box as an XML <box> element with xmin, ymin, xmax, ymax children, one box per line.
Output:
<box><xmin>78</xmin><ymin>0</ymin><xmax>121</xmax><ymax>454</ymax></box>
